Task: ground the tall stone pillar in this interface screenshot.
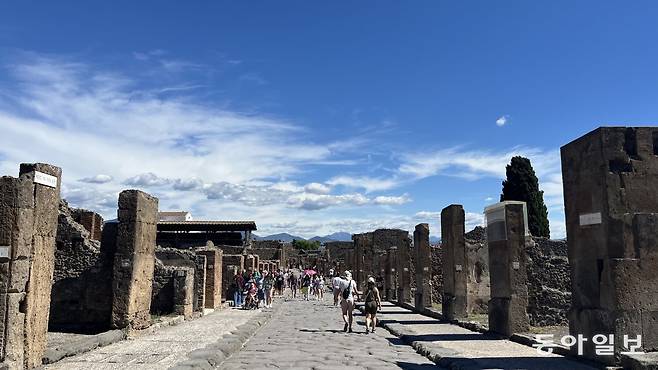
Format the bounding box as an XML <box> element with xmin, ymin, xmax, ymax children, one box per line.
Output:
<box><xmin>397</xmin><ymin>244</ymin><xmax>412</xmax><ymax>304</ymax></box>
<box><xmin>386</xmin><ymin>249</ymin><xmax>397</xmax><ymax>301</ymax></box>
<box><xmin>414</xmin><ymin>223</ymin><xmax>432</xmax><ymax>308</ymax></box>
<box><xmin>193</xmin><ymin>255</ymin><xmax>207</xmax><ymax>312</ymax></box>
<box><xmin>173</xmin><ymin>268</ymin><xmax>194</xmax><ymax>319</ymax></box>
<box><xmin>561</xmin><ymin>127</ymin><xmax>658</xmax><ymax>363</ymax></box>
<box><xmin>111</xmin><ymin>190</ymin><xmax>158</xmax><ymax>330</ymax></box>
<box><xmin>198</xmin><ymin>249</ymin><xmax>223</xmax><ymax>308</ymax></box>
<box><xmin>352</xmin><ymin>234</ymin><xmax>365</xmax><ymax>289</ymax></box>
<box><xmin>441</xmin><ymin>204</ymin><xmax>468</xmax><ymax>320</ymax></box>
<box><xmin>0</xmin><ymin>163</ymin><xmax>61</xmax><ymax>369</ymax></box>
<box><xmin>486</xmin><ymin>201</ymin><xmax>529</xmax><ymax>337</ymax></box>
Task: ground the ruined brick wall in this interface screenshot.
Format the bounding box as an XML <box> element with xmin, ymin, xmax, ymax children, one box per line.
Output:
<box><xmin>151</xmin><ymin>260</ymin><xmax>175</xmax><ymax>315</ymax></box>
<box><xmin>431</xmin><ymin>246</ymin><xmax>443</xmax><ymax>305</ymax></box>
<box><xmin>525</xmin><ymin>238</ymin><xmax>570</xmax><ymax>326</ymax></box>
<box><xmin>465</xmin><ymin>227</ymin><xmax>490</xmax><ymax>315</ymax></box>
<box><xmin>155</xmin><ymin>247</ymin><xmax>205</xmax><ymax>312</ymax></box>
<box><xmin>252</xmin><ymin>240</ymin><xmax>283</xmax><ymax>249</ymax></box>
<box><xmin>49</xmin><ymin>201</ymin><xmax>114</xmax><ymax>333</ymax></box>
<box><xmin>251</xmin><ymin>247</ymin><xmax>280</xmax><ymax>261</ymax></box>
<box><xmin>71</xmin><ymin>209</ymin><xmax>103</xmax><ymax>241</ymax></box>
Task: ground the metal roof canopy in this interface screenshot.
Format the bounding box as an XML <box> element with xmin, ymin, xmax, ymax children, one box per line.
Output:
<box><xmin>157</xmin><ymin>220</ymin><xmax>257</xmax><ymax>232</ymax></box>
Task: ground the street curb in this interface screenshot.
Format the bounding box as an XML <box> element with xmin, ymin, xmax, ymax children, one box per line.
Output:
<box><xmin>41</xmin><ymin>329</ymin><xmax>126</xmax><ymax>365</ymax></box>
<box><xmin>170</xmin><ymin>306</ymin><xmax>280</xmax><ymax>369</ymax></box>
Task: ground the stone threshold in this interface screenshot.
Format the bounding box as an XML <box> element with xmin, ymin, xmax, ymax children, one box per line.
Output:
<box><xmin>367</xmin><ymin>301</ymin><xmax>612</xmax><ymax>370</ymax></box>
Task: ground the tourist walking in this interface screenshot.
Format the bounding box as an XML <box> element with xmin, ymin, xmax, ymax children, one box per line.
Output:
<box><xmin>331</xmin><ymin>274</ymin><xmax>342</xmax><ymax>306</ymax></box>
<box><xmin>289</xmin><ymin>273</ymin><xmax>298</xmax><ymax>298</ymax></box>
<box><xmin>363</xmin><ymin>276</ymin><xmax>382</xmax><ymax>334</ymax></box>
<box><xmin>263</xmin><ymin>271</ymin><xmax>274</xmax><ymax>308</ymax></box>
<box><xmin>316</xmin><ymin>275</ymin><xmax>325</xmax><ymax>300</ymax></box>
<box><xmin>339</xmin><ymin>271</ymin><xmax>360</xmax><ymax>333</ymax></box>
<box><xmin>301</xmin><ymin>273</ymin><xmax>311</xmax><ymax>300</ymax></box>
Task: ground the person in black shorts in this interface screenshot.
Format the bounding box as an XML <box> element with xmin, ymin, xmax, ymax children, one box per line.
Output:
<box><xmin>363</xmin><ymin>276</ymin><xmax>381</xmax><ymax>334</ymax></box>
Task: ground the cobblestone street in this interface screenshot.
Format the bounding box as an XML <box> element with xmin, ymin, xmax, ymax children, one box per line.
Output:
<box><xmin>221</xmin><ymin>296</ymin><xmax>442</xmax><ymax>370</ymax></box>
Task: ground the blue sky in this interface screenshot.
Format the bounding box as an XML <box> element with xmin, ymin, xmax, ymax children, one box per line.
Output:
<box><xmin>1</xmin><ymin>1</ymin><xmax>658</xmax><ymax>238</ymax></box>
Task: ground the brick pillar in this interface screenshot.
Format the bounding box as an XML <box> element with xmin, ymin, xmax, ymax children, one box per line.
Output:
<box><xmin>561</xmin><ymin>127</ymin><xmax>658</xmax><ymax>362</ymax></box>
<box><xmin>111</xmin><ymin>190</ymin><xmax>158</xmax><ymax>330</ymax></box>
<box><xmin>414</xmin><ymin>223</ymin><xmax>432</xmax><ymax>308</ymax></box>
<box><xmin>344</xmin><ymin>250</ymin><xmax>353</xmax><ymax>274</ymax></box>
<box><xmin>486</xmin><ymin>201</ymin><xmax>529</xmax><ymax>337</ymax></box>
<box><xmin>173</xmin><ymin>268</ymin><xmax>194</xmax><ymax>319</ymax></box>
<box><xmin>397</xmin><ymin>244</ymin><xmax>412</xmax><ymax>304</ymax></box>
<box><xmin>441</xmin><ymin>204</ymin><xmax>468</xmax><ymax>320</ymax></box>
<box><xmin>352</xmin><ymin>234</ymin><xmax>367</xmax><ymax>290</ymax></box>
<box><xmin>222</xmin><ymin>254</ymin><xmax>244</xmax><ymax>302</ymax></box>
<box><xmin>193</xmin><ymin>255</ymin><xmax>207</xmax><ymax>312</ymax></box>
<box><xmin>0</xmin><ymin>163</ymin><xmax>61</xmax><ymax>369</ymax></box>
<box><xmin>245</xmin><ymin>255</ymin><xmax>255</xmax><ymax>273</ymax></box>
<box><xmin>198</xmin><ymin>249</ymin><xmax>223</xmax><ymax>308</ymax></box>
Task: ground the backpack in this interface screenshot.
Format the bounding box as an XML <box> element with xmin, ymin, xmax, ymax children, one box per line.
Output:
<box><xmin>342</xmin><ymin>280</ymin><xmax>352</xmax><ymax>300</ymax></box>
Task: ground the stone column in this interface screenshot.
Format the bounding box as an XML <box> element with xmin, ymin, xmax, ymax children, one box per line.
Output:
<box><xmin>414</xmin><ymin>223</ymin><xmax>432</xmax><ymax>308</ymax></box>
<box><xmin>193</xmin><ymin>255</ymin><xmax>207</xmax><ymax>312</ymax></box>
<box><xmin>397</xmin><ymin>244</ymin><xmax>412</xmax><ymax>304</ymax></box>
<box><xmin>352</xmin><ymin>234</ymin><xmax>364</xmax><ymax>289</ymax></box>
<box><xmin>441</xmin><ymin>204</ymin><xmax>468</xmax><ymax>320</ymax></box>
<box><xmin>245</xmin><ymin>255</ymin><xmax>256</xmax><ymax>273</ymax></box>
<box><xmin>0</xmin><ymin>163</ymin><xmax>61</xmax><ymax>369</ymax></box>
<box><xmin>111</xmin><ymin>190</ymin><xmax>158</xmax><ymax>330</ymax></box>
<box><xmin>386</xmin><ymin>249</ymin><xmax>397</xmax><ymax>301</ymax></box>
<box><xmin>173</xmin><ymin>268</ymin><xmax>194</xmax><ymax>319</ymax></box>
<box><xmin>198</xmin><ymin>249</ymin><xmax>223</xmax><ymax>308</ymax></box>
<box><xmin>561</xmin><ymin>127</ymin><xmax>658</xmax><ymax>362</ymax></box>
<box><xmin>486</xmin><ymin>201</ymin><xmax>529</xmax><ymax>337</ymax></box>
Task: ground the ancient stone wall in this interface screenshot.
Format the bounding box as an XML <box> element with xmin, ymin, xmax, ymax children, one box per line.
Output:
<box><xmin>430</xmin><ymin>246</ymin><xmax>443</xmax><ymax>306</ymax></box>
<box><xmin>414</xmin><ymin>223</ymin><xmax>432</xmax><ymax>308</ymax></box>
<box><xmin>111</xmin><ymin>190</ymin><xmax>158</xmax><ymax>330</ymax></box>
<box><xmin>71</xmin><ymin>208</ymin><xmax>103</xmax><ymax>241</ymax></box>
<box><xmin>49</xmin><ymin>201</ymin><xmax>114</xmax><ymax>333</ymax></box>
<box><xmin>525</xmin><ymin>238</ymin><xmax>570</xmax><ymax>326</ymax></box>
<box><xmin>0</xmin><ymin>163</ymin><xmax>62</xmax><ymax>369</ymax></box>
<box><xmin>222</xmin><ymin>254</ymin><xmax>244</xmax><ymax>301</ymax></box>
<box><xmin>151</xmin><ymin>260</ymin><xmax>175</xmax><ymax>314</ymax></box>
<box><xmin>197</xmin><ymin>249</ymin><xmax>223</xmax><ymax>308</ymax></box>
<box><xmin>154</xmin><ymin>247</ymin><xmax>206</xmax><ymax>313</ymax></box>
<box><xmin>465</xmin><ymin>227</ymin><xmax>490</xmax><ymax>315</ymax></box>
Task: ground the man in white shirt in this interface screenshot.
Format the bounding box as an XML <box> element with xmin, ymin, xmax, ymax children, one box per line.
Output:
<box><xmin>338</xmin><ymin>271</ymin><xmax>360</xmax><ymax>333</ymax></box>
<box><xmin>331</xmin><ymin>275</ymin><xmax>343</xmax><ymax>306</ymax></box>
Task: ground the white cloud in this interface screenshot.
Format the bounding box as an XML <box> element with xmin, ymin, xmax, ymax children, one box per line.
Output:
<box><xmin>124</xmin><ymin>172</ymin><xmax>171</xmax><ymax>187</ymax></box>
<box><xmin>303</xmin><ymin>182</ymin><xmax>331</xmax><ymax>194</ymax></box>
<box><xmin>327</xmin><ymin>175</ymin><xmax>401</xmax><ymax>193</ymax></box>
<box><xmin>496</xmin><ymin>115</ymin><xmax>509</xmax><ymax>127</ymax></box>
<box><xmin>372</xmin><ymin>194</ymin><xmax>411</xmax><ymax>206</ymax></box>
<box><xmin>79</xmin><ymin>174</ymin><xmax>113</xmax><ymax>184</ymax></box>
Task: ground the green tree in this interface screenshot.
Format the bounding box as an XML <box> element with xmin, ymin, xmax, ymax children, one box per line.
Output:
<box><xmin>500</xmin><ymin>156</ymin><xmax>550</xmax><ymax>238</ymax></box>
<box><xmin>292</xmin><ymin>239</ymin><xmax>321</xmax><ymax>251</ymax></box>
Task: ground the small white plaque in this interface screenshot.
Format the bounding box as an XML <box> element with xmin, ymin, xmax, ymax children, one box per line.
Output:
<box><xmin>423</xmin><ymin>267</ymin><xmax>429</xmax><ymax>272</ymax></box>
<box><xmin>455</xmin><ymin>264</ymin><xmax>463</xmax><ymax>272</ymax></box>
<box><xmin>33</xmin><ymin>171</ymin><xmax>57</xmax><ymax>188</ymax></box>
<box><xmin>579</xmin><ymin>212</ymin><xmax>602</xmax><ymax>226</ymax></box>
<box><xmin>512</xmin><ymin>261</ymin><xmax>520</xmax><ymax>270</ymax></box>
<box><xmin>0</xmin><ymin>246</ymin><xmax>9</xmax><ymax>258</ymax></box>
<box><xmin>403</xmin><ymin>267</ymin><xmax>409</xmax><ymax>272</ymax></box>
<box><xmin>391</xmin><ymin>268</ymin><xmax>396</xmax><ymax>272</ymax></box>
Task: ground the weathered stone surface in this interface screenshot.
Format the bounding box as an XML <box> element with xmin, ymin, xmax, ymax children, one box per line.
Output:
<box><xmin>0</xmin><ymin>163</ymin><xmax>61</xmax><ymax>369</ymax></box>
<box><xmin>197</xmin><ymin>249</ymin><xmax>223</xmax><ymax>308</ymax></box>
<box><xmin>561</xmin><ymin>127</ymin><xmax>658</xmax><ymax>362</ymax></box>
<box><xmin>486</xmin><ymin>201</ymin><xmax>530</xmax><ymax>337</ymax></box>
<box><xmin>396</xmin><ymin>242</ymin><xmax>412</xmax><ymax>304</ymax></box>
<box><xmin>173</xmin><ymin>268</ymin><xmax>195</xmax><ymax>319</ymax></box>
<box><xmin>111</xmin><ymin>190</ymin><xmax>158</xmax><ymax>330</ymax></box>
<box><xmin>414</xmin><ymin>223</ymin><xmax>432</xmax><ymax>308</ymax></box>
<box><xmin>441</xmin><ymin>204</ymin><xmax>467</xmax><ymax>319</ymax></box>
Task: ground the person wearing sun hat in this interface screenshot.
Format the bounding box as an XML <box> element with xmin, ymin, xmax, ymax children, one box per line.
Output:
<box><xmin>338</xmin><ymin>270</ymin><xmax>360</xmax><ymax>333</ymax></box>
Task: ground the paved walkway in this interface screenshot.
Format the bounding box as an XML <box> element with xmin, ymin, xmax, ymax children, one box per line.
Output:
<box><xmin>221</xmin><ymin>296</ymin><xmax>442</xmax><ymax>370</ymax></box>
<box><xmin>44</xmin><ymin>308</ymin><xmax>258</xmax><ymax>369</ymax></box>
<box><xmin>374</xmin><ymin>302</ymin><xmax>598</xmax><ymax>370</ymax></box>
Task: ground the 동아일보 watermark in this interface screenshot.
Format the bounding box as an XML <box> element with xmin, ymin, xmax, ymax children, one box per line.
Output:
<box><xmin>533</xmin><ymin>334</ymin><xmax>643</xmax><ymax>356</ymax></box>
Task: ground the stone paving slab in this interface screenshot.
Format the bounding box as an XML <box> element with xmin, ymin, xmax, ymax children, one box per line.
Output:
<box><xmin>221</xmin><ymin>295</ymin><xmax>444</xmax><ymax>369</ymax></box>
<box><xmin>43</xmin><ymin>308</ymin><xmax>259</xmax><ymax>369</ymax></box>
<box><xmin>373</xmin><ymin>302</ymin><xmax>600</xmax><ymax>370</ymax></box>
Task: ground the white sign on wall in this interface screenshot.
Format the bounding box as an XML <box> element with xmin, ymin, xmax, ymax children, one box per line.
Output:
<box><xmin>455</xmin><ymin>264</ymin><xmax>463</xmax><ymax>272</ymax></box>
<box><xmin>512</xmin><ymin>261</ymin><xmax>520</xmax><ymax>270</ymax></box>
<box><xmin>0</xmin><ymin>246</ymin><xmax>9</xmax><ymax>259</ymax></box>
<box><xmin>34</xmin><ymin>171</ymin><xmax>57</xmax><ymax>188</ymax></box>
<box><xmin>579</xmin><ymin>212</ymin><xmax>602</xmax><ymax>226</ymax></box>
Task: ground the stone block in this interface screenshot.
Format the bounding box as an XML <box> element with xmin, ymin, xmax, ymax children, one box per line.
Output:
<box><xmin>414</xmin><ymin>223</ymin><xmax>432</xmax><ymax>308</ymax></box>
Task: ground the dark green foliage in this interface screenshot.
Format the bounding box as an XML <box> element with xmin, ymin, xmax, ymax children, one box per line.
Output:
<box><xmin>292</xmin><ymin>239</ymin><xmax>321</xmax><ymax>251</ymax></box>
<box><xmin>500</xmin><ymin>156</ymin><xmax>550</xmax><ymax>237</ymax></box>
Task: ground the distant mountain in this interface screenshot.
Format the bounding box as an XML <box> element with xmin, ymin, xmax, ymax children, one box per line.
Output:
<box><xmin>253</xmin><ymin>233</ymin><xmax>305</xmax><ymax>242</ymax></box>
<box><xmin>323</xmin><ymin>232</ymin><xmax>352</xmax><ymax>241</ymax></box>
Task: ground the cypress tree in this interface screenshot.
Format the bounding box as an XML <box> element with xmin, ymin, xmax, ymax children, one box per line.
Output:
<box><xmin>500</xmin><ymin>156</ymin><xmax>550</xmax><ymax>238</ymax></box>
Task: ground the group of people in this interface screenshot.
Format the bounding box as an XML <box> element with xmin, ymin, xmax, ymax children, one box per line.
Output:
<box><xmin>231</xmin><ymin>267</ymin><xmax>383</xmax><ymax>335</ymax></box>
<box><xmin>331</xmin><ymin>270</ymin><xmax>382</xmax><ymax>334</ymax></box>
<box><xmin>231</xmin><ymin>268</ymin><xmax>290</xmax><ymax>309</ymax></box>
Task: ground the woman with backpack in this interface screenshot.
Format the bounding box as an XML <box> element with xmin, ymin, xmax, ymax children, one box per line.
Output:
<box><xmin>363</xmin><ymin>276</ymin><xmax>382</xmax><ymax>334</ymax></box>
<box><xmin>339</xmin><ymin>270</ymin><xmax>360</xmax><ymax>333</ymax></box>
